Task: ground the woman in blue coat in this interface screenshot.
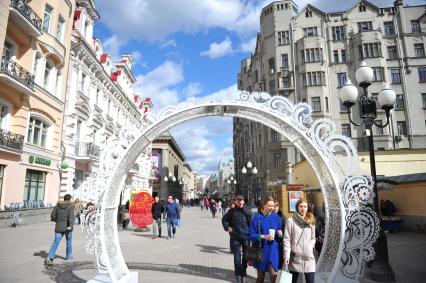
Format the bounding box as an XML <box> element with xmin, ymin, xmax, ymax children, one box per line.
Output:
<box><xmin>249</xmin><ymin>196</ymin><xmax>283</xmax><ymax>283</ymax></box>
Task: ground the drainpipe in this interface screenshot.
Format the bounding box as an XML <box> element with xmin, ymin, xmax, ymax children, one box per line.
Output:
<box><xmin>394</xmin><ymin>6</ymin><xmax>414</xmax><ymax>148</ymax></box>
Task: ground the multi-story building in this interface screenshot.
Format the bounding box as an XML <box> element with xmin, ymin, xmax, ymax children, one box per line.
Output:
<box><xmin>0</xmin><ymin>0</ymin><xmax>74</xmax><ymax>210</ymax></box>
<box><xmin>152</xmin><ymin>132</ymin><xmax>187</xmax><ymax>200</ymax></box>
<box><xmin>218</xmin><ymin>157</ymin><xmax>235</xmax><ymax>196</ymax></box>
<box><xmin>235</xmin><ymin>0</ymin><xmax>426</xmax><ymax>199</ymax></box>
<box><xmin>61</xmin><ymin>0</ymin><xmax>151</xmax><ymax>203</ymax></box>
<box><xmin>182</xmin><ymin>163</ymin><xmax>195</xmax><ymax>200</ymax></box>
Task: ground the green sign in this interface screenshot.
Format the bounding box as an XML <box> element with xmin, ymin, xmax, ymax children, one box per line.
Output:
<box><xmin>29</xmin><ymin>155</ymin><xmax>51</xmax><ymax>166</ymax></box>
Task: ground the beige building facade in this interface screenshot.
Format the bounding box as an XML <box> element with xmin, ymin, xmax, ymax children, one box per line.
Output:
<box><xmin>235</xmin><ymin>0</ymin><xmax>426</xmax><ymax>199</ymax></box>
<box><xmin>0</xmin><ymin>0</ymin><xmax>74</xmax><ymax>210</ymax></box>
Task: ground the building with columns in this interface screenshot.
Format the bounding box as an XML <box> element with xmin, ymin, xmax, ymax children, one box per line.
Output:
<box><xmin>235</xmin><ymin>0</ymin><xmax>426</xmax><ymax>199</ymax></box>
<box><xmin>151</xmin><ymin>132</ymin><xmax>189</xmax><ymax>201</ymax></box>
<box><xmin>0</xmin><ymin>0</ymin><xmax>74</xmax><ymax>210</ymax></box>
<box><xmin>61</xmin><ymin>0</ymin><xmax>151</xmax><ymax>203</ymax></box>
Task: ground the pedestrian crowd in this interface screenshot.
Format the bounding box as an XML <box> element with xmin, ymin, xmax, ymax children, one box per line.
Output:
<box><xmin>221</xmin><ymin>195</ymin><xmax>321</xmax><ymax>283</ymax></box>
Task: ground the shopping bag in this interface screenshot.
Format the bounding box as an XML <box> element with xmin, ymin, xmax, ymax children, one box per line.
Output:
<box><xmin>276</xmin><ymin>265</ymin><xmax>292</xmax><ymax>283</ymax></box>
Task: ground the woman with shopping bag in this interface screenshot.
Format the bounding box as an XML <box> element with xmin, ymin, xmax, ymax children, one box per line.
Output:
<box><xmin>283</xmin><ymin>198</ymin><xmax>316</xmax><ymax>283</ymax></box>
<box><xmin>248</xmin><ymin>196</ymin><xmax>283</xmax><ymax>283</ymax></box>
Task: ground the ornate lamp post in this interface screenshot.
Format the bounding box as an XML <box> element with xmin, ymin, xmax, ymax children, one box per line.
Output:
<box><xmin>226</xmin><ymin>176</ymin><xmax>237</xmax><ymax>197</ymax></box>
<box><xmin>339</xmin><ymin>61</ymin><xmax>396</xmax><ymax>282</ymax></box>
<box><xmin>241</xmin><ymin>161</ymin><xmax>258</xmax><ymax>202</ymax></box>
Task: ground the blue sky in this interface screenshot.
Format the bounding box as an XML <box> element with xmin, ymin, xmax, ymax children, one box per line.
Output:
<box><xmin>93</xmin><ymin>0</ymin><xmax>424</xmax><ymax>175</ymax></box>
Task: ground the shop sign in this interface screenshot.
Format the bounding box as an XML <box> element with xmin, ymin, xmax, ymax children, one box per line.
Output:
<box><xmin>29</xmin><ymin>155</ymin><xmax>51</xmax><ymax>166</ymax></box>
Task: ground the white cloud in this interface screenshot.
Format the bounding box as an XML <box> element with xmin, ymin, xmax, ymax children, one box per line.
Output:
<box><xmin>160</xmin><ymin>39</ymin><xmax>177</xmax><ymax>49</ymax></box>
<box><xmin>238</xmin><ymin>36</ymin><xmax>257</xmax><ymax>53</ymax></box>
<box><xmin>96</xmin><ymin>0</ymin><xmax>269</xmax><ymax>42</ymax></box>
<box><xmin>134</xmin><ymin>61</ymin><xmax>184</xmax><ymax>110</ymax></box>
<box><xmin>200</xmin><ymin>37</ymin><xmax>234</xmax><ymax>59</ymax></box>
<box><xmin>183</xmin><ymin>82</ymin><xmax>202</xmax><ymax>97</ymax></box>
<box><xmin>102</xmin><ymin>35</ymin><xmax>123</xmax><ymax>61</ymax></box>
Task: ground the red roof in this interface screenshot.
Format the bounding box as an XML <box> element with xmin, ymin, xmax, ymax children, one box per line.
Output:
<box><xmin>100</xmin><ymin>54</ymin><xmax>108</xmax><ymax>63</ymax></box>
<box><xmin>111</xmin><ymin>70</ymin><xmax>121</xmax><ymax>81</ymax></box>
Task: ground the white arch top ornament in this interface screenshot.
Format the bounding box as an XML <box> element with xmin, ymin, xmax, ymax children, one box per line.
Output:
<box><xmin>84</xmin><ymin>91</ymin><xmax>380</xmax><ymax>283</ymax></box>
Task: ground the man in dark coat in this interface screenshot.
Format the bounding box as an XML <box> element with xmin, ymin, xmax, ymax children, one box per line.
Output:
<box><xmin>164</xmin><ymin>196</ymin><xmax>180</xmax><ymax>239</ymax></box>
<box><xmin>151</xmin><ymin>195</ymin><xmax>164</xmax><ymax>238</ymax></box>
<box><xmin>45</xmin><ymin>194</ymin><xmax>75</xmax><ymax>265</ymax></box>
<box><xmin>222</xmin><ymin>195</ymin><xmax>252</xmax><ymax>282</ymax></box>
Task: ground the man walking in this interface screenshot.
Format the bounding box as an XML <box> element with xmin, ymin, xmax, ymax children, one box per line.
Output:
<box><xmin>165</xmin><ymin>195</ymin><xmax>180</xmax><ymax>239</ymax></box>
<box><xmin>222</xmin><ymin>195</ymin><xmax>252</xmax><ymax>282</ymax></box>
<box><xmin>45</xmin><ymin>194</ymin><xmax>75</xmax><ymax>265</ymax></box>
<box><xmin>151</xmin><ymin>195</ymin><xmax>164</xmax><ymax>238</ymax></box>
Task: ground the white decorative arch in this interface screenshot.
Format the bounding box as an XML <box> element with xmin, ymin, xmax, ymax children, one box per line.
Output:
<box><xmin>85</xmin><ymin>92</ymin><xmax>379</xmax><ymax>283</ymax></box>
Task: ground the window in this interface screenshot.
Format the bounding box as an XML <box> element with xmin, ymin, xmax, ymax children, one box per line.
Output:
<box><xmin>0</xmin><ymin>103</ymin><xmax>9</xmax><ymax>129</ymax></box>
<box><xmin>333</xmin><ymin>50</ymin><xmax>339</xmax><ymax>63</ymax></box>
<box><xmin>269</xmin><ymin>80</ymin><xmax>276</xmax><ymax>94</ymax></box>
<box><xmin>24</xmin><ymin>170</ymin><xmax>46</xmax><ymax>201</ymax></box>
<box><xmin>360</xmin><ymin>43</ymin><xmax>381</xmax><ymax>58</ymax></box>
<box><xmin>395</xmin><ymin>94</ymin><xmax>404</xmax><ymax>109</ymax></box>
<box><xmin>341</xmin><ymin>50</ymin><xmax>346</xmax><ymax>63</ymax></box>
<box><xmin>42</xmin><ymin>5</ymin><xmax>53</xmax><ymax>32</ymax></box>
<box><xmin>56</xmin><ymin>16</ymin><xmax>65</xmax><ymax>42</ymax></box>
<box><xmin>419</xmin><ymin>67</ymin><xmax>426</xmax><ymax>83</ymax></box>
<box><xmin>332</xmin><ymin>26</ymin><xmax>345</xmax><ymax>41</ymax></box>
<box><xmin>271</xmin><ymin>129</ymin><xmax>279</xmax><ymax>142</ymax></box>
<box><xmin>303</xmin><ymin>27</ymin><xmax>318</xmax><ymax>37</ymax></box>
<box><xmin>43</xmin><ymin>60</ymin><xmax>54</xmax><ymax>91</ymax></box>
<box><xmin>372</xmin><ymin>67</ymin><xmax>384</xmax><ymax>81</ymax></box>
<box><xmin>76</xmin><ymin>120</ymin><xmax>82</xmax><ymax>142</ymax></box>
<box><xmin>341</xmin><ymin>124</ymin><xmax>351</xmax><ymax>137</ymax></box>
<box><xmin>303</xmin><ymin>72</ymin><xmax>325</xmax><ymax>86</ymax></box>
<box><xmin>337</xmin><ymin>72</ymin><xmax>347</xmax><ymax>87</ymax></box>
<box><xmin>325</xmin><ymin>97</ymin><xmax>329</xmax><ymax>112</ymax></box>
<box><xmin>411</xmin><ymin>20</ymin><xmax>421</xmax><ymax>33</ymax></box>
<box><xmin>27</xmin><ymin>116</ymin><xmax>49</xmax><ymax>147</ymax></box>
<box><xmin>422</xmin><ymin>93</ymin><xmax>426</xmax><ymax>109</ymax></box>
<box><xmin>414</xmin><ymin>44</ymin><xmax>425</xmax><ymax>57</ymax></box>
<box><xmin>281</xmin><ymin>54</ymin><xmax>288</xmax><ymax>68</ymax></box>
<box><xmin>339</xmin><ymin>99</ymin><xmax>347</xmax><ymax>112</ymax></box>
<box><xmin>32</xmin><ymin>52</ymin><xmax>43</xmax><ymax>84</ymax></box>
<box><xmin>311</xmin><ymin>97</ymin><xmax>321</xmax><ymax>112</ymax></box>
<box><xmin>281</xmin><ymin>76</ymin><xmax>290</xmax><ymax>88</ymax></box>
<box><xmin>3</xmin><ymin>41</ymin><xmax>14</xmax><ymax>59</ymax></box>
<box><xmin>397</xmin><ymin>121</ymin><xmax>407</xmax><ymax>135</ymax></box>
<box><xmin>258</xmin><ymin>134</ymin><xmax>262</xmax><ymax>146</ymax></box>
<box><xmin>358</xmin><ymin>21</ymin><xmax>373</xmax><ymax>32</ymax></box>
<box><xmin>384</xmin><ymin>21</ymin><xmax>395</xmax><ymax>35</ymax></box>
<box><xmin>55</xmin><ymin>70</ymin><xmax>62</xmax><ymax>97</ymax></box>
<box><xmin>390</xmin><ymin>68</ymin><xmax>401</xmax><ymax>84</ymax></box>
<box><xmin>375</xmin><ymin>120</ymin><xmax>384</xmax><ymax>135</ymax></box>
<box><xmin>303</xmin><ymin>48</ymin><xmax>322</xmax><ymax>63</ymax></box>
<box><xmin>306</xmin><ymin>10</ymin><xmax>312</xmax><ymax>17</ymax></box>
<box><xmin>277</xmin><ymin>31</ymin><xmax>290</xmax><ymax>45</ymax></box>
<box><xmin>359</xmin><ymin>4</ymin><xmax>366</xmax><ymax>12</ymax></box>
<box><xmin>273</xmin><ymin>152</ymin><xmax>281</xmax><ymax>167</ymax></box>
<box><xmin>269</xmin><ymin>57</ymin><xmax>275</xmax><ymax>74</ymax></box>
<box><xmin>387</xmin><ymin>46</ymin><xmax>397</xmax><ymax>60</ymax></box>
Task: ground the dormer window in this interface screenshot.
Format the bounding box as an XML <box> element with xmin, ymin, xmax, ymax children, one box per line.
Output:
<box><xmin>306</xmin><ymin>10</ymin><xmax>312</xmax><ymax>18</ymax></box>
<box><xmin>359</xmin><ymin>4</ymin><xmax>366</xmax><ymax>12</ymax></box>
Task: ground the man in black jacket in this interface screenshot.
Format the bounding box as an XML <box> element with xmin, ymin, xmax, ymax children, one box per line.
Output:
<box><xmin>45</xmin><ymin>194</ymin><xmax>75</xmax><ymax>265</ymax></box>
<box><xmin>222</xmin><ymin>195</ymin><xmax>252</xmax><ymax>282</ymax></box>
<box><xmin>151</xmin><ymin>195</ymin><xmax>164</xmax><ymax>239</ymax></box>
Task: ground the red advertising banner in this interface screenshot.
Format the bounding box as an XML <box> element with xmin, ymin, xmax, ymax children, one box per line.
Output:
<box><xmin>130</xmin><ymin>192</ymin><xmax>153</xmax><ymax>227</ymax></box>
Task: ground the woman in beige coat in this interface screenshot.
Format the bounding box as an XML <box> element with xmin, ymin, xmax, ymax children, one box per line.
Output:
<box><xmin>284</xmin><ymin>198</ymin><xmax>316</xmax><ymax>283</ymax></box>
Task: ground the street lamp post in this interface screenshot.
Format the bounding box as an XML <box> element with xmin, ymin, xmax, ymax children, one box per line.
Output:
<box><xmin>226</xmin><ymin>176</ymin><xmax>237</xmax><ymax>198</ymax></box>
<box><xmin>241</xmin><ymin>161</ymin><xmax>258</xmax><ymax>203</ymax></box>
<box><xmin>339</xmin><ymin>61</ymin><xmax>396</xmax><ymax>282</ymax></box>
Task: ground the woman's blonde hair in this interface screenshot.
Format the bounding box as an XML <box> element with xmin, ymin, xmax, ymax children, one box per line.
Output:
<box><xmin>295</xmin><ymin>198</ymin><xmax>315</xmax><ymax>225</ymax></box>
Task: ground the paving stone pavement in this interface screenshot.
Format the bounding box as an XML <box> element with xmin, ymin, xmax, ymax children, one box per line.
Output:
<box><xmin>0</xmin><ymin>207</ymin><xmax>425</xmax><ymax>283</ymax></box>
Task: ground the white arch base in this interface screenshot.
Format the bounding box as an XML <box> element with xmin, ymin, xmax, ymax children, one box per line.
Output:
<box><xmin>84</xmin><ymin>92</ymin><xmax>380</xmax><ymax>283</ymax></box>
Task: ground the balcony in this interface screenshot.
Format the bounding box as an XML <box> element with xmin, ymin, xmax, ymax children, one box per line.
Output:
<box><xmin>8</xmin><ymin>0</ymin><xmax>42</xmax><ymax>37</ymax></box>
<box><xmin>0</xmin><ymin>56</ymin><xmax>34</xmax><ymax>95</ymax></box>
<box><xmin>0</xmin><ymin>128</ymin><xmax>24</xmax><ymax>152</ymax></box>
<box><xmin>75</xmin><ymin>142</ymin><xmax>100</xmax><ymax>160</ymax></box>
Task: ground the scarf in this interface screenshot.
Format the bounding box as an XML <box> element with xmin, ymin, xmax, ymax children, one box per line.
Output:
<box><xmin>293</xmin><ymin>212</ymin><xmax>309</xmax><ymax>227</ymax></box>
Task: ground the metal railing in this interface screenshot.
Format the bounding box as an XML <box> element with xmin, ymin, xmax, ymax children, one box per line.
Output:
<box><xmin>10</xmin><ymin>0</ymin><xmax>43</xmax><ymax>32</ymax></box>
<box><xmin>0</xmin><ymin>128</ymin><xmax>24</xmax><ymax>151</ymax></box>
<box><xmin>0</xmin><ymin>56</ymin><xmax>34</xmax><ymax>90</ymax></box>
<box><xmin>75</xmin><ymin>142</ymin><xmax>100</xmax><ymax>159</ymax></box>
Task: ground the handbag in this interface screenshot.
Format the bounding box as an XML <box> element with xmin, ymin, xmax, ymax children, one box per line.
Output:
<box><xmin>276</xmin><ymin>265</ymin><xmax>293</xmax><ymax>283</ymax></box>
<box><xmin>246</xmin><ymin>218</ymin><xmax>263</xmax><ymax>262</ymax></box>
